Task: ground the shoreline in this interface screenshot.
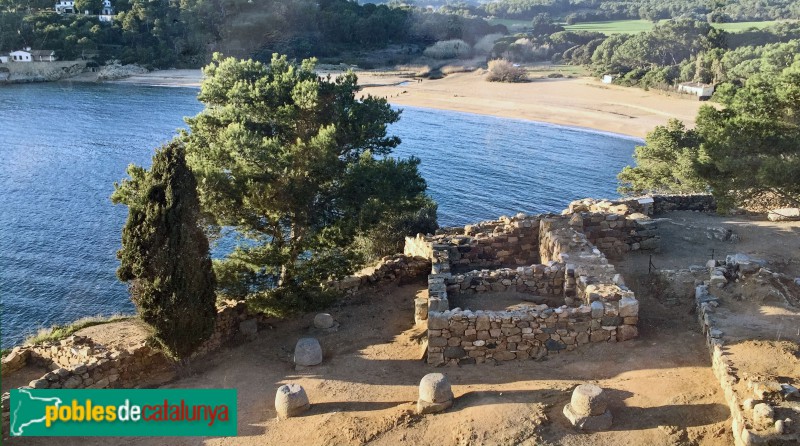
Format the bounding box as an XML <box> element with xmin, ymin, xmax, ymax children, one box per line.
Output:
<box><xmin>102</xmin><ymin>68</ymin><xmax>703</xmax><ymax>138</ymax></box>
<box><xmin>42</xmin><ymin>67</ymin><xmax>705</xmax><ymax>138</ymax></box>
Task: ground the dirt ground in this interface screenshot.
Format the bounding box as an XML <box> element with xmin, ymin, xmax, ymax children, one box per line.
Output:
<box><xmin>9</xmin><ymin>211</ymin><xmax>800</xmax><ymax>446</ymax></box>
<box><xmin>13</xmin><ymin>279</ymin><xmax>730</xmax><ymax>446</ymax></box>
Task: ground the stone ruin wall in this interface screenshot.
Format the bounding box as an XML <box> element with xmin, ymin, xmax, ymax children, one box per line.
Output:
<box><xmin>2</xmin><ymin>254</ymin><xmax>431</xmax><ymax>396</ymax></box>
<box><xmin>408</xmin><ymin>211</ymin><xmax>641</xmax><ymax>366</ymax></box>
<box><xmin>326</xmin><ymin>254</ymin><xmax>431</xmax><ymax>294</ymax></box>
<box><xmin>405</xmin><ymin>214</ymin><xmax>542</xmax><ymax>274</ymax></box>
<box><xmin>563</xmin><ymin>194</ymin><xmax>716</xmax><ymax>259</ymax></box>
<box><xmin>1</xmin><ymin>302</ymin><xmax>253</xmax><ymax>391</ymax></box>
<box><xmin>1</xmin><ymin>301</ymin><xmax>260</xmax><ymax>436</ymax></box>
<box><xmin>0</xmin><ymin>193</ymin><xmax>720</xmax><ymax>428</ymax></box>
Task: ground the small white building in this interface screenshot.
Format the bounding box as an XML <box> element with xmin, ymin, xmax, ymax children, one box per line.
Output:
<box><xmin>0</xmin><ymin>55</ymin><xmax>8</xmax><ymax>63</ymax></box>
<box><xmin>56</xmin><ymin>0</ymin><xmax>113</xmax><ymax>19</ymax></box>
<box><xmin>602</xmin><ymin>74</ymin><xmax>615</xmax><ymax>84</ymax></box>
<box><xmin>678</xmin><ymin>82</ymin><xmax>715</xmax><ymax>99</ymax></box>
<box><xmin>9</xmin><ymin>50</ymin><xmax>32</xmax><ymax>62</ymax></box>
<box><xmin>31</xmin><ymin>50</ymin><xmax>57</xmax><ymax>62</ymax></box>
<box><xmin>55</xmin><ymin>0</ymin><xmax>75</xmax><ymax>14</ymax></box>
<box><xmin>8</xmin><ymin>49</ymin><xmax>57</xmax><ymax>62</ymax></box>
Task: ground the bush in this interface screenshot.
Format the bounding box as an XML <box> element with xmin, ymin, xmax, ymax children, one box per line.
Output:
<box><xmin>486</xmin><ymin>59</ymin><xmax>528</xmax><ymax>82</ymax></box>
<box><xmin>423</xmin><ymin>39</ymin><xmax>472</xmax><ymax>59</ymax></box>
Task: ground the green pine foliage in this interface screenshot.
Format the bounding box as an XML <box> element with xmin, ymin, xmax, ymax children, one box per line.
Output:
<box><xmin>618</xmin><ymin>62</ymin><xmax>800</xmax><ymax>209</ymax></box>
<box><xmin>112</xmin><ymin>141</ymin><xmax>217</xmax><ymax>359</ymax></box>
<box><xmin>182</xmin><ymin>54</ymin><xmax>436</xmax><ymax>314</ymax></box>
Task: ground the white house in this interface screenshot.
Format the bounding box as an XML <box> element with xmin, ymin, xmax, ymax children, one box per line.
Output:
<box><xmin>56</xmin><ymin>0</ymin><xmax>113</xmax><ymax>19</ymax></box>
<box><xmin>99</xmin><ymin>0</ymin><xmax>114</xmax><ymax>20</ymax></box>
<box><xmin>602</xmin><ymin>74</ymin><xmax>615</xmax><ymax>84</ymax></box>
<box><xmin>55</xmin><ymin>0</ymin><xmax>75</xmax><ymax>14</ymax></box>
<box><xmin>9</xmin><ymin>50</ymin><xmax>32</xmax><ymax>62</ymax></box>
<box><xmin>0</xmin><ymin>55</ymin><xmax>8</xmax><ymax>63</ymax></box>
<box><xmin>8</xmin><ymin>49</ymin><xmax>57</xmax><ymax>62</ymax></box>
<box><xmin>678</xmin><ymin>82</ymin><xmax>715</xmax><ymax>99</ymax></box>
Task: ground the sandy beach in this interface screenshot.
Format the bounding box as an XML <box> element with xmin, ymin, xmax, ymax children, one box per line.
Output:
<box><xmin>112</xmin><ymin>68</ymin><xmax>704</xmax><ymax>138</ymax></box>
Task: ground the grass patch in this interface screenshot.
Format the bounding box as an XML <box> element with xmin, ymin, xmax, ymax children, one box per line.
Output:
<box><xmin>563</xmin><ymin>19</ymin><xmax>655</xmax><ymax>34</ymax></box>
<box><xmin>22</xmin><ymin>314</ymin><xmax>134</xmax><ymax>346</ymax></box>
<box><xmin>563</xmin><ymin>19</ymin><xmax>783</xmax><ymax>35</ymax></box>
<box><xmin>525</xmin><ymin>63</ymin><xmax>588</xmax><ymax>78</ymax></box>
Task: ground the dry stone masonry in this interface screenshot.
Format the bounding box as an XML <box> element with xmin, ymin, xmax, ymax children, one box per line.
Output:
<box><xmin>1</xmin><ymin>301</ymin><xmax>258</xmax><ymax>434</ymax></box>
<box><xmin>407</xmin><ymin>204</ymin><xmax>647</xmax><ymax>366</ymax></box>
<box><xmin>326</xmin><ymin>254</ymin><xmax>430</xmax><ymax>294</ymax></box>
<box><xmin>696</xmin><ymin>268</ymin><xmax>800</xmax><ymax>445</ymax></box>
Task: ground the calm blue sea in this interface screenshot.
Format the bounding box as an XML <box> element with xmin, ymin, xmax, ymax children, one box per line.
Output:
<box><xmin>0</xmin><ymin>82</ymin><xmax>638</xmax><ymax>348</ymax></box>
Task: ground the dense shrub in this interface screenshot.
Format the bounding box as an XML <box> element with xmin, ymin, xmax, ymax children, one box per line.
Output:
<box><xmin>112</xmin><ymin>142</ymin><xmax>217</xmax><ymax>359</ymax></box>
<box><xmin>486</xmin><ymin>59</ymin><xmax>528</xmax><ymax>82</ymax></box>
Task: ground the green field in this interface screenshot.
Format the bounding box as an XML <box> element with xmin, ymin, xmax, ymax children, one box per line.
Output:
<box><xmin>562</xmin><ymin>19</ymin><xmax>784</xmax><ymax>35</ymax></box>
<box><xmin>489</xmin><ymin>18</ymin><xmax>786</xmax><ymax>35</ymax></box>
<box><xmin>563</xmin><ymin>19</ymin><xmax>655</xmax><ymax>34</ymax></box>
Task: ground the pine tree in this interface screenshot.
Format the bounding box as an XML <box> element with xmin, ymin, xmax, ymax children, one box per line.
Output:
<box><xmin>112</xmin><ymin>141</ymin><xmax>217</xmax><ymax>359</ymax></box>
<box><xmin>182</xmin><ymin>54</ymin><xmax>436</xmax><ymax>311</ymax></box>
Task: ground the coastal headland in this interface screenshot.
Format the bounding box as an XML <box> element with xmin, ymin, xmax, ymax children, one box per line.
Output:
<box><xmin>106</xmin><ymin>68</ymin><xmax>704</xmax><ymax>138</ymax></box>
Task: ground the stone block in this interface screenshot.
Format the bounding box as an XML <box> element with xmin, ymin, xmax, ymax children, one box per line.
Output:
<box><xmin>570</xmin><ymin>384</ymin><xmax>607</xmax><ymax>416</ymax></box>
<box><xmin>275</xmin><ymin>384</ymin><xmax>310</xmax><ymax>419</ymax></box>
<box><xmin>29</xmin><ymin>379</ymin><xmax>49</xmax><ymax>389</ymax></box>
<box><xmin>429</xmin><ymin>336</ymin><xmax>448</xmax><ymax>347</ymax></box>
<box><xmin>752</xmin><ymin>403</ymin><xmax>774</xmax><ymax>430</ymax></box>
<box><xmin>494</xmin><ymin>351</ymin><xmax>516</xmax><ymax>361</ymax></box>
<box><xmin>428</xmin><ymin>313</ymin><xmax>449</xmax><ymax>330</ymax></box>
<box><xmin>294</xmin><ymin>338</ymin><xmax>323</xmax><ymax>367</ymax></box>
<box><xmin>62</xmin><ymin>375</ymin><xmax>82</xmax><ymax>389</ymax></box>
<box><xmin>418</xmin><ymin>373</ymin><xmax>453</xmax><ymax>404</ymax></box>
<box><xmin>616</xmin><ymin>325</ymin><xmax>638</xmax><ymax>341</ymax></box>
<box><xmin>590</xmin><ymin>331</ymin><xmax>609</xmax><ymax>342</ymax></box>
<box><xmin>563</xmin><ymin>404</ymin><xmax>613</xmax><ymax>431</ymax></box>
<box><xmin>590</xmin><ymin>301</ymin><xmax>604</xmax><ymax>319</ymax></box>
<box><xmin>618</xmin><ymin>298</ymin><xmax>638</xmax><ymax>318</ymax></box>
<box><xmin>417</xmin><ymin>399</ymin><xmax>453</xmax><ymax>415</ymax></box>
<box><xmin>444</xmin><ymin>346</ymin><xmax>466</xmax><ymax>359</ymax></box>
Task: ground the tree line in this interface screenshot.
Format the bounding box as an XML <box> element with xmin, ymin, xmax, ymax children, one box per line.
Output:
<box><xmin>0</xmin><ymin>0</ymin><xmax>504</xmax><ymax>68</ymax></box>
<box><xmin>617</xmin><ymin>62</ymin><xmax>799</xmax><ymax>210</ymax></box>
<box><xmin>460</xmin><ymin>0</ymin><xmax>800</xmax><ymax>23</ymax></box>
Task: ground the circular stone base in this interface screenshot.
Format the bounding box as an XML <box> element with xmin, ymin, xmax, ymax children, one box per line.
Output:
<box><xmin>417</xmin><ymin>398</ymin><xmax>453</xmax><ymax>414</ymax></box>
<box><xmin>563</xmin><ymin>403</ymin><xmax>613</xmax><ymax>431</ymax></box>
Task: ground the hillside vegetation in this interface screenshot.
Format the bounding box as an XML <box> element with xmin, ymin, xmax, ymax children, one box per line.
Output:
<box><xmin>0</xmin><ymin>0</ymin><xmax>504</xmax><ymax>68</ymax></box>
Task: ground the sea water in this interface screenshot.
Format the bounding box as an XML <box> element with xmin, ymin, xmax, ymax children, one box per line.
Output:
<box><xmin>0</xmin><ymin>82</ymin><xmax>638</xmax><ymax>347</ymax></box>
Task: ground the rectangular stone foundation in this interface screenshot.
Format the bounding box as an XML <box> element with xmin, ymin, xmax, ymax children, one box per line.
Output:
<box><xmin>406</xmin><ymin>211</ymin><xmax>640</xmax><ymax>365</ymax></box>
